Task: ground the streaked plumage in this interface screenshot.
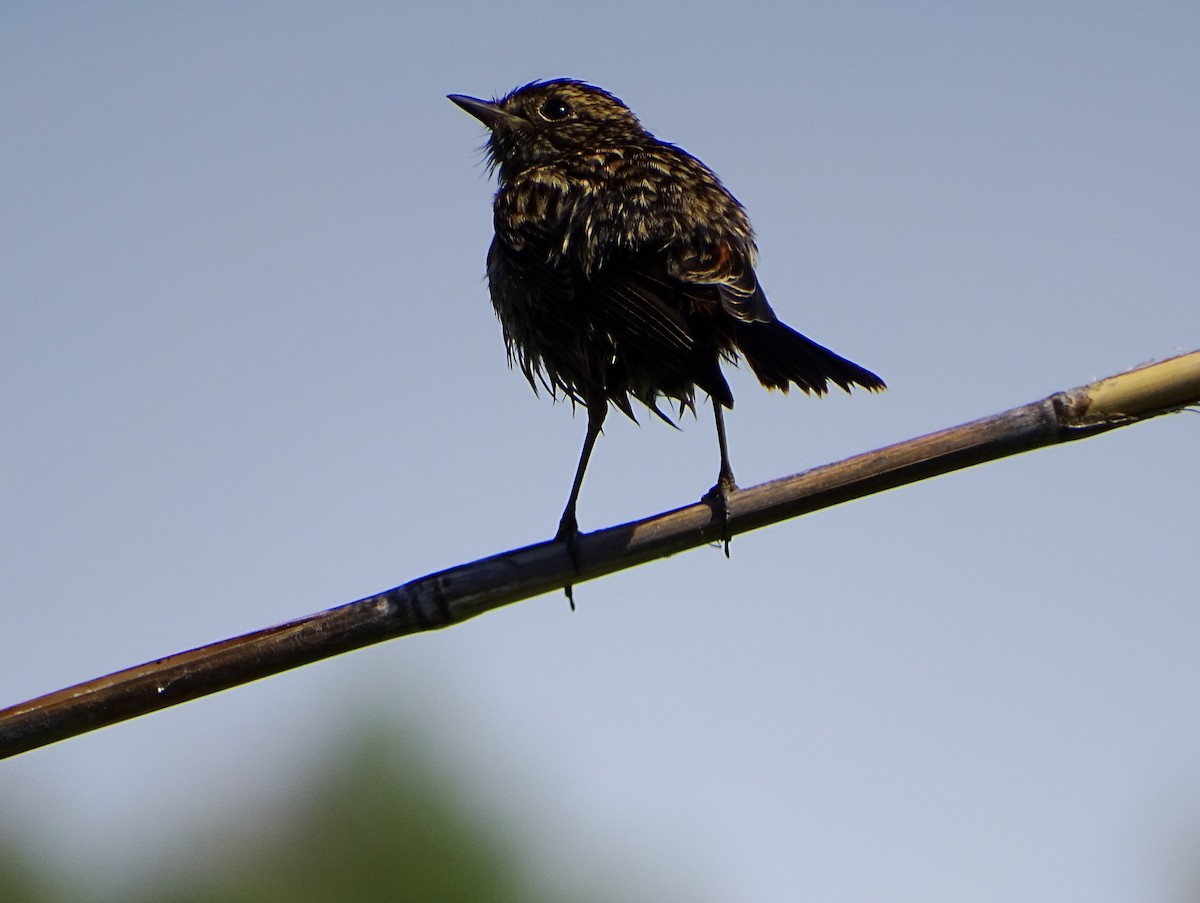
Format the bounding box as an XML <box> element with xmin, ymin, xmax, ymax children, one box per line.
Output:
<box><xmin>449</xmin><ymin>79</ymin><xmax>884</xmax><ymax>600</ymax></box>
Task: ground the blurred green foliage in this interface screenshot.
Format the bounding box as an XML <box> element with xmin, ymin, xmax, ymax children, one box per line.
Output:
<box><xmin>0</xmin><ymin>728</ymin><xmax>617</xmax><ymax>903</ymax></box>
<box><xmin>0</xmin><ymin>845</ymin><xmax>50</xmax><ymax>903</ymax></box>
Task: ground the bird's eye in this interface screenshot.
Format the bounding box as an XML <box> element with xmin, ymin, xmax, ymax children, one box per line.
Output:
<box><xmin>539</xmin><ymin>96</ymin><xmax>572</xmax><ymax>121</ymax></box>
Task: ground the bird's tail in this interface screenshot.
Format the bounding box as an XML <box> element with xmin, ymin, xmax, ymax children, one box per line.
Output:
<box><xmin>737</xmin><ymin>321</ymin><xmax>885</xmax><ymax>396</ymax></box>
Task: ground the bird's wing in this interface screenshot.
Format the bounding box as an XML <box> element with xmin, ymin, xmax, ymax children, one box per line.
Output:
<box><xmin>588</xmin><ymin>262</ymin><xmax>696</xmax><ymax>356</ymax></box>
<box><xmin>584</xmin><ymin>257</ymin><xmax>734</xmax><ymax>407</ymax></box>
<box><xmin>666</xmin><ymin>238</ymin><xmax>776</xmax><ymax>324</ymax></box>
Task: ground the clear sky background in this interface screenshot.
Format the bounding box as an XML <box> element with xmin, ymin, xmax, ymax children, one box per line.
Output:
<box><xmin>2</xmin><ymin>3</ymin><xmax>1198</xmax><ymax>900</ymax></box>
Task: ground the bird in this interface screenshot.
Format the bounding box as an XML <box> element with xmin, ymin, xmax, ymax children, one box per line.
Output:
<box><xmin>448</xmin><ymin>79</ymin><xmax>884</xmax><ymax>602</ymax></box>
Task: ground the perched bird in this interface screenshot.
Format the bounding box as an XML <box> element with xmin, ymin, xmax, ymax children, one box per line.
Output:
<box><xmin>449</xmin><ymin>79</ymin><xmax>883</xmax><ymax>597</ymax></box>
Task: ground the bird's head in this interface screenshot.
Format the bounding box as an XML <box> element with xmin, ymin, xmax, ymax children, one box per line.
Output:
<box><xmin>449</xmin><ymin>79</ymin><xmax>649</xmax><ymax>180</ymax></box>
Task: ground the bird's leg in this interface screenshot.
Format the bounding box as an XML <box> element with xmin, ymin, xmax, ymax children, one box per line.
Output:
<box><xmin>702</xmin><ymin>402</ymin><xmax>738</xmax><ymax>556</ymax></box>
<box><xmin>556</xmin><ymin>395</ymin><xmax>608</xmax><ymax>609</ymax></box>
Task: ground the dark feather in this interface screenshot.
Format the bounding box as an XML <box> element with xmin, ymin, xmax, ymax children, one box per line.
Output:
<box><xmin>737</xmin><ymin>320</ymin><xmax>886</xmax><ymax>395</ymax></box>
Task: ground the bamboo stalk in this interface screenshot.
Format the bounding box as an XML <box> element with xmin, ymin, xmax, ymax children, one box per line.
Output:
<box><xmin>1</xmin><ymin>349</ymin><xmax>1196</xmax><ymax>760</ymax></box>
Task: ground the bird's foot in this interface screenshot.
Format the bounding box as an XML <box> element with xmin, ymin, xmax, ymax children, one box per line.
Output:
<box><xmin>701</xmin><ymin>470</ymin><xmax>738</xmax><ymax>557</ymax></box>
<box><xmin>555</xmin><ymin>513</ymin><xmax>581</xmax><ymax>611</ymax></box>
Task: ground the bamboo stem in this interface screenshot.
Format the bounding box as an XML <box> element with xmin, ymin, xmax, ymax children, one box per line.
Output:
<box><xmin>1</xmin><ymin>349</ymin><xmax>1196</xmax><ymax>760</ymax></box>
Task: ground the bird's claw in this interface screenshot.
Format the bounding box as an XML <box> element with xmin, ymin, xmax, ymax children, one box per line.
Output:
<box><xmin>702</xmin><ymin>472</ymin><xmax>737</xmax><ymax>557</ymax></box>
<box><xmin>555</xmin><ymin>514</ymin><xmax>581</xmax><ymax>610</ymax></box>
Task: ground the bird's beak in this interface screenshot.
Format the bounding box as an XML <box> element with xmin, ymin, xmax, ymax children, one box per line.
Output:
<box><xmin>447</xmin><ymin>94</ymin><xmax>521</xmax><ymax>129</ymax></box>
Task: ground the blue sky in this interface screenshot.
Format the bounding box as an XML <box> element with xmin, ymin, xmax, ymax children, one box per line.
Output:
<box><xmin>2</xmin><ymin>3</ymin><xmax>1198</xmax><ymax>900</ymax></box>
